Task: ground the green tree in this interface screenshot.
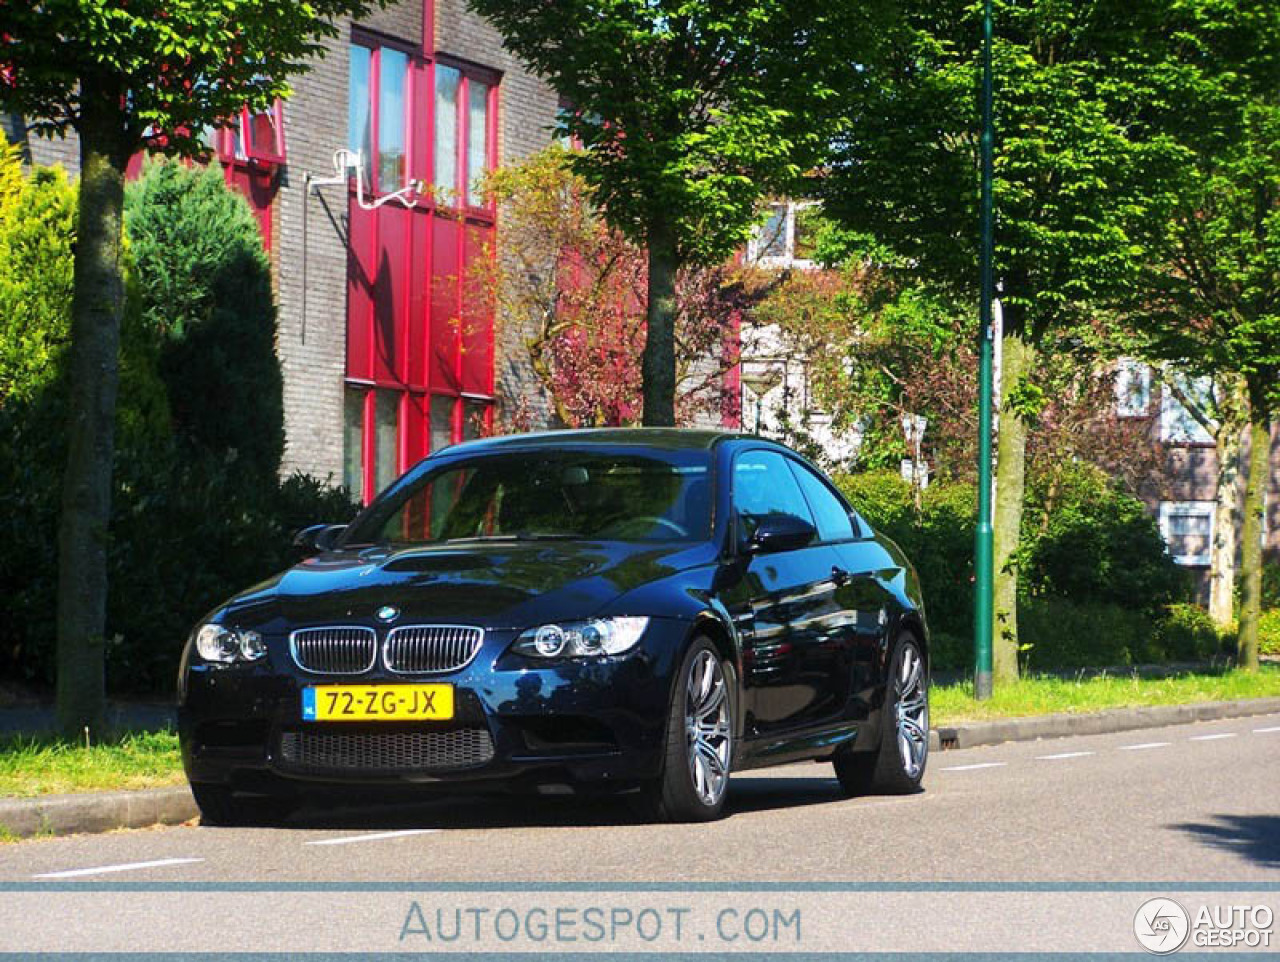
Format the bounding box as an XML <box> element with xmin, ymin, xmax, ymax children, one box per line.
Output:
<box><xmin>1118</xmin><ymin>0</ymin><xmax>1280</xmax><ymax>670</ymax></box>
<box><xmin>464</xmin><ymin>0</ymin><xmax>856</xmax><ymax>425</ymax></box>
<box><xmin>126</xmin><ymin>161</ymin><xmax>283</xmax><ymax>479</ymax></box>
<box><xmin>0</xmin><ymin>0</ymin><xmax>382</xmax><ymax>736</ymax></box>
<box><xmin>820</xmin><ymin>0</ymin><xmax>1172</xmax><ymax>684</ymax></box>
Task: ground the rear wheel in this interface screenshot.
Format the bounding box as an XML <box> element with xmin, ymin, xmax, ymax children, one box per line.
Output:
<box><xmin>190</xmin><ymin>783</ymin><xmax>298</xmax><ymax>827</ymax></box>
<box><xmin>834</xmin><ymin>635</ymin><xmax>928</xmax><ymax>795</ymax></box>
<box><xmin>638</xmin><ymin>638</ymin><xmax>733</xmax><ymax>822</ymax></box>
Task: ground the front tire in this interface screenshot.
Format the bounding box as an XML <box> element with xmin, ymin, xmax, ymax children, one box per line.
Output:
<box><xmin>638</xmin><ymin>638</ymin><xmax>734</xmax><ymax>822</ymax></box>
<box><xmin>834</xmin><ymin>634</ymin><xmax>928</xmax><ymax>795</ymax></box>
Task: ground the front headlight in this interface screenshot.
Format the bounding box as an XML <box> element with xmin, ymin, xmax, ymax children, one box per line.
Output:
<box><xmin>194</xmin><ymin>624</ymin><xmax>267</xmax><ymax>665</ymax></box>
<box><xmin>512</xmin><ymin>617</ymin><xmax>650</xmax><ymax>659</ymax></box>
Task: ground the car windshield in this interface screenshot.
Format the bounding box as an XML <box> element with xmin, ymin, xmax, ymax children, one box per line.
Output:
<box><xmin>345</xmin><ymin>448</ymin><xmax>713</xmax><ymax>546</ymax></box>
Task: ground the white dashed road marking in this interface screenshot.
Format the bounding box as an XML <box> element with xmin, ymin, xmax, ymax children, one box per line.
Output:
<box><xmin>34</xmin><ymin>857</ymin><xmax>205</xmax><ymax>879</ymax></box>
<box><xmin>305</xmin><ymin>829</ymin><xmax>440</xmax><ymax>846</ymax></box>
<box><xmin>1035</xmin><ymin>751</ymin><xmax>1095</xmax><ymax>761</ymax></box>
<box><xmin>1253</xmin><ymin>726</ymin><xmax>1280</xmax><ymax>734</ymax></box>
<box><xmin>938</xmin><ymin>762</ymin><xmax>1007</xmax><ymax>772</ymax></box>
<box><xmin>1189</xmin><ymin>733</ymin><xmax>1238</xmax><ymax>742</ymax></box>
<box><xmin>1118</xmin><ymin>742</ymin><xmax>1171</xmax><ymax>751</ymax></box>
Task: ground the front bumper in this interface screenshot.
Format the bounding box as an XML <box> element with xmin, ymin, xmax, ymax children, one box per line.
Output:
<box><xmin>178</xmin><ymin>620</ymin><xmax>687</xmax><ymax>795</ymax></box>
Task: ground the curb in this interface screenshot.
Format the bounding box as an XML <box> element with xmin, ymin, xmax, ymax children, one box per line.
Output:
<box><xmin>2</xmin><ymin>696</ymin><xmax>1279</xmax><ymax>840</ymax></box>
<box><xmin>0</xmin><ymin>786</ymin><xmax>195</xmax><ymax>840</ymax></box>
<box><xmin>927</xmin><ymin>695</ymin><xmax>1280</xmax><ymax>751</ymax></box>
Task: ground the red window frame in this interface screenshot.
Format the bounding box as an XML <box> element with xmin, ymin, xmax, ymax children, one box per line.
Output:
<box><xmin>206</xmin><ymin>99</ymin><xmax>287</xmax><ymax>168</ymax></box>
<box><xmin>349</xmin><ymin>30</ymin><xmax>421</xmax><ymax>197</ymax></box>
<box><xmin>343</xmin><ymin>37</ymin><xmax>501</xmax><ymax>505</ymax></box>
<box><xmin>433</xmin><ymin>55</ymin><xmax>500</xmax><ymax>216</ymax></box>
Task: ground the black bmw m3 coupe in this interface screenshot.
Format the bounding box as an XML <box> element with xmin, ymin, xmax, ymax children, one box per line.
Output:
<box><xmin>178</xmin><ymin>429</ymin><xmax>930</xmax><ymax>824</ymax></box>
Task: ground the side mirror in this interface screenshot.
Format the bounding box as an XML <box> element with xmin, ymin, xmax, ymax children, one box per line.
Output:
<box><xmin>748</xmin><ymin>514</ymin><xmax>816</xmax><ymax>554</ymax></box>
<box><xmin>292</xmin><ymin>523</ymin><xmax>348</xmax><ymax>554</ymax></box>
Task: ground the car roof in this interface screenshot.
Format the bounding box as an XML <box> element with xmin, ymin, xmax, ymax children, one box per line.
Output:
<box><xmin>439</xmin><ymin>427</ymin><xmax>750</xmax><ymax>455</ymax></box>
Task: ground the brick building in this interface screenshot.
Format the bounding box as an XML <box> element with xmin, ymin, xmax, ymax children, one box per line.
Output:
<box><xmin>11</xmin><ymin>0</ymin><xmax>563</xmax><ymax>503</ymax></box>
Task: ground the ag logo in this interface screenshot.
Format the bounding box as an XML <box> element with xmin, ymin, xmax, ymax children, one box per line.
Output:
<box><xmin>375</xmin><ymin>605</ymin><xmax>400</xmax><ymax>624</ymax></box>
<box><xmin>1135</xmin><ymin>897</ymin><xmax>1190</xmax><ymax>954</ymax></box>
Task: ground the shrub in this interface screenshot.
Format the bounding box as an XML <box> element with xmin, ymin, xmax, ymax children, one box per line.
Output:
<box><xmin>0</xmin><ymin>134</ymin><xmax>75</xmax><ymax>405</ymax></box>
<box><xmin>1017</xmin><ymin>596</ymin><xmax>1152</xmax><ymax>669</ymax></box>
<box><xmin>125</xmin><ymin>160</ymin><xmax>283</xmax><ymax>479</ymax></box>
<box><xmin>834</xmin><ymin>470</ymin><xmax>975</xmax><ymax>638</ymax></box>
<box><xmin>0</xmin><ymin>155</ymin><xmax>354</xmax><ymax>695</ymax></box>
<box><xmin>1154</xmin><ymin>603</ymin><xmax>1229</xmax><ymax>662</ymax></box>
<box><xmin>0</xmin><ymin>434</ymin><xmax>359</xmax><ymax>694</ymax></box>
<box><xmin>1263</xmin><ymin>560</ymin><xmax>1280</xmax><ymax>611</ymax></box>
<box><xmin>1259</xmin><ymin>610</ymin><xmax>1280</xmax><ymax>657</ymax></box>
<box><xmin>837</xmin><ymin>464</ymin><xmax>1195</xmax><ymax>670</ymax></box>
<box><xmin>1019</xmin><ymin>462</ymin><xmax>1187</xmax><ymax>613</ymax></box>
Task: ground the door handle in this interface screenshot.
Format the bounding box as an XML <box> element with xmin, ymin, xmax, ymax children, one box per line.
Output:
<box><xmin>831</xmin><ymin>565</ymin><xmax>850</xmax><ymax>586</ymax></box>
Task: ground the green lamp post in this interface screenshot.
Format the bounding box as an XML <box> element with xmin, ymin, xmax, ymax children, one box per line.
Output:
<box><xmin>973</xmin><ymin>0</ymin><xmax>995</xmax><ymax>700</ymax></box>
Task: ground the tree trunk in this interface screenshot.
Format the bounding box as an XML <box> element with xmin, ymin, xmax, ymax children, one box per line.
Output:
<box><xmin>56</xmin><ymin>96</ymin><xmax>127</xmax><ymax>739</ymax></box>
<box><xmin>642</xmin><ymin>220</ymin><xmax>677</xmax><ymax>426</ymax></box>
<box><xmin>992</xmin><ymin>326</ymin><xmax>1032</xmax><ymax>685</ymax></box>
<box><xmin>1237</xmin><ymin>393</ymin><xmax>1270</xmax><ymax>672</ymax></box>
<box><xmin>1208</xmin><ymin>376</ymin><xmax>1247</xmax><ymax>627</ymax></box>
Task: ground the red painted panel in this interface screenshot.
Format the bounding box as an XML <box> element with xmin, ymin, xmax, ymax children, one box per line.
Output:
<box><xmin>404</xmin><ymin>392</ymin><xmax>428</xmax><ymax>466</ymax></box>
<box><xmin>373</xmin><ymin>204</ymin><xmax>408</xmax><ymax>383</ymax></box>
<box><xmin>346</xmin><ymin>199</ymin><xmax>377</xmax><ymax>380</ymax></box>
<box><xmin>406</xmin><ymin>208</ymin><xmax>432</xmax><ymax>390</ymax></box>
<box><xmin>430</xmin><ymin>214</ymin><xmax>461</xmax><ymax>392</ymax></box>
<box><xmin>462</xmin><ymin>224</ymin><xmax>494</xmax><ymax>394</ymax></box>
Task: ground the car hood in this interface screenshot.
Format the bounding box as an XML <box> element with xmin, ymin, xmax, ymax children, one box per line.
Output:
<box><xmin>222</xmin><ymin>539</ymin><xmax>715</xmax><ymax>631</ymax></box>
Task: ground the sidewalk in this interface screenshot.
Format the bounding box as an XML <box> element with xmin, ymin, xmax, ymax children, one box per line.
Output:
<box><xmin>2</xmin><ymin>695</ymin><xmax>1279</xmax><ymax>841</ymax></box>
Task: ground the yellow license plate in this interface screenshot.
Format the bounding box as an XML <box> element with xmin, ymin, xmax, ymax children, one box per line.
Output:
<box><xmin>302</xmin><ymin>684</ymin><xmax>454</xmax><ymax>722</ymax></box>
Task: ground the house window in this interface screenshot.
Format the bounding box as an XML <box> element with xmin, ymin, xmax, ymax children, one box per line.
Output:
<box><xmin>748</xmin><ymin>201</ymin><xmax>818</xmax><ymax>269</ymax></box>
<box><xmin>1114</xmin><ymin>358</ymin><xmax>1151</xmax><ymax>417</ymax></box>
<box><xmin>344</xmin><ymin>41</ymin><xmax>499</xmax><ymax>505</ymax></box>
<box><xmin>348</xmin><ymin>39</ymin><xmax>412</xmax><ymax>193</ymax></box>
<box><xmin>434</xmin><ymin>61</ymin><xmax>497</xmax><ymax>208</ymax></box>
<box><xmin>1160</xmin><ymin>373</ymin><xmax>1214</xmax><ymax>444</ymax></box>
<box><xmin>1158</xmin><ymin>501</ymin><xmax>1214</xmax><ymax>566</ymax></box>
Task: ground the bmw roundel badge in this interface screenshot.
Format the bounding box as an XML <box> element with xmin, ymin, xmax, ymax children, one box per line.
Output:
<box><xmin>375</xmin><ymin>605</ymin><xmax>400</xmax><ymax>623</ymax></box>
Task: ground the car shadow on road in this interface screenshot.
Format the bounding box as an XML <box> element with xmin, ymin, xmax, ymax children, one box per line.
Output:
<box><xmin>1168</xmin><ymin>815</ymin><xmax>1280</xmax><ymax>869</ymax></box>
<box><xmin>268</xmin><ymin>773</ymin><xmax>859</xmax><ymax>832</ymax></box>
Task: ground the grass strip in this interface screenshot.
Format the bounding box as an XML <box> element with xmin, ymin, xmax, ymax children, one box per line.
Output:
<box><xmin>0</xmin><ymin>729</ymin><xmax>183</xmax><ymax>798</ymax></box>
<box><xmin>933</xmin><ymin>666</ymin><xmax>1280</xmax><ymax>725</ymax></box>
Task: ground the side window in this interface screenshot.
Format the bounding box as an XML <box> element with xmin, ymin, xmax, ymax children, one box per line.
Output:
<box><xmin>732</xmin><ymin>450</ymin><xmax>816</xmax><ymax>545</ymax></box>
<box><xmin>789</xmin><ymin>460</ymin><xmax>855</xmax><ymax>542</ymax></box>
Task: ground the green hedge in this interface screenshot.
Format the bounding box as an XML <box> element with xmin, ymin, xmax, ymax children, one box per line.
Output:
<box><xmin>1263</xmin><ymin>560</ymin><xmax>1280</xmax><ymax>611</ymax></box>
<box><xmin>834</xmin><ymin>467</ymin><xmax>1195</xmax><ymax>672</ymax></box>
<box><xmin>834</xmin><ymin>471</ymin><xmax>975</xmax><ymax>639</ymax></box>
<box><xmin>0</xmin><ymin>420</ymin><xmax>358</xmax><ymax>693</ymax></box>
<box><xmin>1260</xmin><ymin>610</ymin><xmax>1280</xmax><ymax>657</ymax></box>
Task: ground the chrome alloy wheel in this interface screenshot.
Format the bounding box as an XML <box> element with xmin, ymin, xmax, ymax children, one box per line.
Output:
<box><xmin>684</xmin><ymin>649</ymin><xmax>731</xmax><ymax>807</ymax></box>
<box><xmin>894</xmin><ymin>643</ymin><xmax>929</xmax><ymax>779</ymax></box>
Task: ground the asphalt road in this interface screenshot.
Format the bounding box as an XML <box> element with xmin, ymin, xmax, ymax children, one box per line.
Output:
<box><xmin>4</xmin><ymin>713</ymin><xmax>1279</xmax><ymax>882</ymax></box>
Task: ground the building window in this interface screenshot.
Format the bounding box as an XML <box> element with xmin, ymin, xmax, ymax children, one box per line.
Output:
<box><xmin>748</xmin><ymin>201</ymin><xmax>818</xmax><ymax>269</ymax></box>
<box><xmin>344</xmin><ymin>42</ymin><xmax>499</xmax><ymax>505</ymax></box>
<box><xmin>434</xmin><ymin>61</ymin><xmax>497</xmax><ymax>208</ymax></box>
<box><xmin>1114</xmin><ymin>358</ymin><xmax>1151</xmax><ymax>417</ymax></box>
<box><xmin>1158</xmin><ymin>501</ymin><xmax>1214</xmax><ymax>567</ymax></box>
<box><xmin>348</xmin><ymin>39</ymin><xmax>412</xmax><ymax>193</ymax></box>
<box><xmin>1159</xmin><ymin>373</ymin><xmax>1214</xmax><ymax>444</ymax></box>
